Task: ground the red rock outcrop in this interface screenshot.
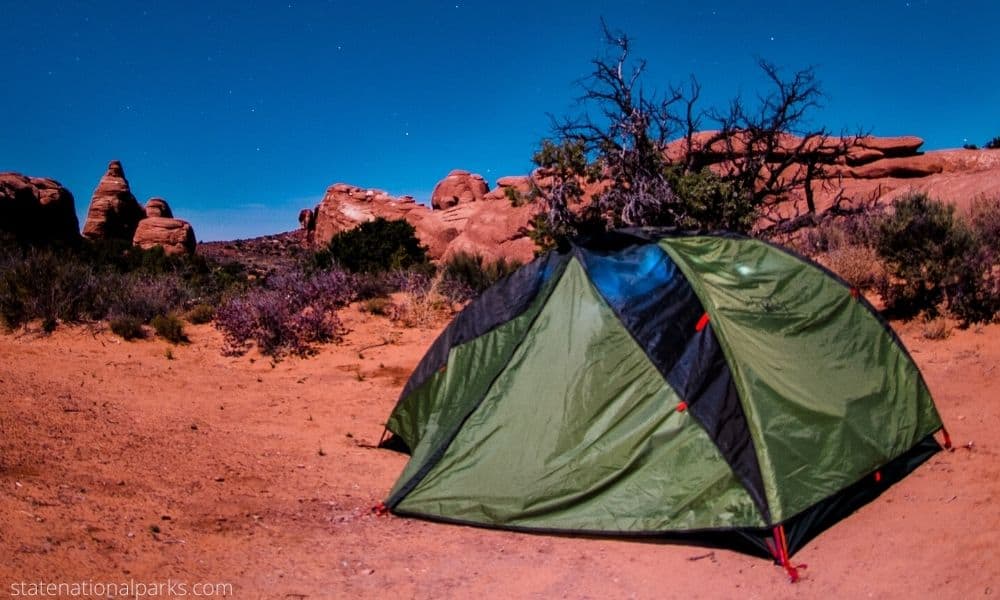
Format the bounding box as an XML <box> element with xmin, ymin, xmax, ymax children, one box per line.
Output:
<box><xmin>855</xmin><ymin>135</ymin><xmax>925</xmax><ymax>157</ymax></box>
<box><xmin>435</xmin><ymin>201</ymin><xmax>539</xmax><ymax>263</ymax></box>
<box><xmin>81</xmin><ymin>163</ymin><xmax>196</xmax><ymax>254</ymax></box>
<box><xmin>302</xmin><ymin>181</ymin><xmax>539</xmax><ymax>263</ymax></box>
<box><xmin>816</xmin><ymin>148</ymin><xmax>1000</xmax><ymax>212</ymax></box>
<box><xmin>144</xmin><ymin>197</ymin><xmax>173</xmax><ymax>218</ymax></box>
<box><xmin>838</xmin><ymin>154</ymin><xmax>944</xmax><ymax>179</ymax></box>
<box><xmin>82</xmin><ymin>160</ymin><xmax>146</xmax><ymax>241</ymax></box>
<box><xmin>299</xmin><ymin>136</ymin><xmax>1000</xmax><ymax>263</ymax></box>
<box><xmin>430</xmin><ymin>170</ymin><xmax>489</xmax><ymax>209</ymax></box>
<box><xmin>0</xmin><ymin>173</ymin><xmax>80</xmax><ymax>244</ymax></box>
<box><xmin>662</xmin><ymin>131</ymin><xmax>932</xmax><ymax>180</ymax></box>
<box><xmin>133</xmin><ymin>217</ymin><xmax>196</xmax><ymax>256</ymax></box>
<box><xmin>483</xmin><ymin>175</ymin><xmax>533</xmax><ymax>201</ymax></box>
<box><xmin>308</xmin><ymin>183</ymin><xmax>427</xmax><ymax>247</ymax></box>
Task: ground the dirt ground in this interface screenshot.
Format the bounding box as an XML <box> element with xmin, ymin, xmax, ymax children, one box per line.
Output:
<box><xmin>1</xmin><ymin>306</ymin><xmax>997</xmax><ymax>599</ymax></box>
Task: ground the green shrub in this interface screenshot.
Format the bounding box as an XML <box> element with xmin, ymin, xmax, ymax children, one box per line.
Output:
<box><xmin>185</xmin><ymin>303</ymin><xmax>216</xmax><ymax>324</ymax></box>
<box><xmin>311</xmin><ymin>218</ymin><xmax>430</xmax><ymax>274</ymax></box>
<box><xmin>110</xmin><ymin>316</ymin><xmax>145</xmax><ymax>340</ymax></box>
<box><xmin>985</xmin><ymin>136</ymin><xmax>1000</xmax><ymax>150</ymax></box>
<box><xmin>151</xmin><ymin>314</ymin><xmax>187</xmax><ymax>344</ymax></box>
<box><xmin>667</xmin><ymin>167</ymin><xmax>755</xmax><ymax>233</ymax></box>
<box><xmin>504</xmin><ymin>186</ymin><xmax>530</xmax><ymax>207</ymax></box>
<box><xmin>875</xmin><ymin>193</ymin><xmax>976</xmax><ymax>319</ymax></box>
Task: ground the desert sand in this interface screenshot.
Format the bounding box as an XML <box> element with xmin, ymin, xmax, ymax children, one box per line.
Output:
<box><xmin>1</xmin><ymin>306</ymin><xmax>997</xmax><ymax>599</ymax></box>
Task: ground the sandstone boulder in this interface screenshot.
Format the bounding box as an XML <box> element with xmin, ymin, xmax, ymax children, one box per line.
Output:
<box><xmin>856</xmin><ymin>135</ymin><xmax>924</xmax><ymax>157</ymax></box>
<box><xmin>845</xmin><ymin>154</ymin><xmax>945</xmax><ymax>179</ymax></box>
<box><xmin>133</xmin><ymin>217</ymin><xmax>196</xmax><ymax>255</ymax></box>
<box><xmin>0</xmin><ymin>173</ymin><xmax>80</xmax><ymax>244</ymax></box>
<box><xmin>82</xmin><ymin>160</ymin><xmax>145</xmax><ymax>241</ymax></box>
<box><xmin>436</xmin><ymin>200</ymin><xmax>539</xmax><ymax>264</ymax></box>
<box><xmin>144</xmin><ymin>197</ymin><xmax>173</xmax><ymax>218</ymax></box>
<box><xmin>430</xmin><ymin>170</ymin><xmax>489</xmax><ymax>209</ymax></box>
<box><xmin>845</xmin><ymin>147</ymin><xmax>886</xmax><ymax>166</ymax></box>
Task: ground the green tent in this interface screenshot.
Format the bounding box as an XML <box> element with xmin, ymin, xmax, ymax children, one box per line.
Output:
<box><xmin>380</xmin><ymin>229</ymin><xmax>947</xmax><ymax>579</ymax></box>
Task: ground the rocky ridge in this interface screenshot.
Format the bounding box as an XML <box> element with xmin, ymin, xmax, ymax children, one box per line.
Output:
<box><xmin>300</xmin><ymin>135</ymin><xmax>1000</xmax><ymax>262</ymax></box>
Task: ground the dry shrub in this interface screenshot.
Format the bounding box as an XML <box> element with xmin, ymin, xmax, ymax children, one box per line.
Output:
<box><xmin>185</xmin><ymin>303</ymin><xmax>215</xmax><ymax>324</ymax></box>
<box><xmin>390</xmin><ymin>274</ymin><xmax>453</xmax><ymax>328</ymax></box>
<box><xmin>921</xmin><ymin>317</ymin><xmax>950</xmax><ymax>340</ymax></box>
<box><xmin>969</xmin><ymin>194</ymin><xmax>1000</xmax><ymax>270</ymax></box>
<box><xmin>821</xmin><ymin>244</ymin><xmax>887</xmax><ymax>290</ymax></box>
<box><xmin>361</xmin><ymin>297</ymin><xmax>393</xmax><ymax>316</ymax></box>
<box><xmin>793</xmin><ymin>209</ymin><xmax>886</xmax><ymax>256</ymax></box>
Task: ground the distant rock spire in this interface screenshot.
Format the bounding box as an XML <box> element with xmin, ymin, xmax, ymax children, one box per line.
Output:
<box><xmin>82</xmin><ymin>160</ymin><xmax>146</xmax><ymax>241</ymax></box>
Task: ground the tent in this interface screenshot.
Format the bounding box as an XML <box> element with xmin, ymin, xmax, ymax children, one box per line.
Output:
<box><xmin>379</xmin><ymin>229</ymin><xmax>947</xmax><ymax>579</ymax></box>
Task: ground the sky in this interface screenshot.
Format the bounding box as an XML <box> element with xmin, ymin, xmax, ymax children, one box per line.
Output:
<box><xmin>4</xmin><ymin>1</ymin><xmax>999</xmax><ymax>241</ymax></box>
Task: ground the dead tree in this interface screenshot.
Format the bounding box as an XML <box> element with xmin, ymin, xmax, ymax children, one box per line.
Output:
<box><xmin>531</xmin><ymin>22</ymin><xmax>865</xmax><ymax>242</ymax></box>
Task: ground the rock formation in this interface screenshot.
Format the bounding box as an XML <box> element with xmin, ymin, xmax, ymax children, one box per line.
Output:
<box><xmin>430</xmin><ymin>170</ymin><xmax>489</xmax><ymax>209</ymax></box>
<box><xmin>298</xmin><ymin>135</ymin><xmax>1000</xmax><ymax>263</ymax></box>
<box><xmin>662</xmin><ymin>132</ymin><xmax>941</xmax><ymax>181</ymax></box>
<box><xmin>820</xmin><ymin>148</ymin><xmax>1000</xmax><ymax>211</ymax></box>
<box><xmin>80</xmin><ymin>162</ymin><xmax>196</xmax><ymax>254</ymax></box>
<box><xmin>144</xmin><ymin>197</ymin><xmax>173</xmax><ymax>218</ymax></box>
<box><xmin>82</xmin><ymin>160</ymin><xmax>146</xmax><ymax>241</ymax></box>
<box><xmin>0</xmin><ymin>173</ymin><xmax>80</xmax><ymax>244</ymax></box>
<box><xmin>133</xmin><ymin>217</ymin><xmax>196</xmax><ymax>256</ymax></box>
<box><xmin>302</xmin><ymin>181</ymin><xmax>538</xmax><ymax>263</ymax></box>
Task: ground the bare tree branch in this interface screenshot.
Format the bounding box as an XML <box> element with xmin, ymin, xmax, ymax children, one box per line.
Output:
<box><xmin>528</xmin><ymin>23</ymin><xmax>868</xmax><ymax>248</ymax></box>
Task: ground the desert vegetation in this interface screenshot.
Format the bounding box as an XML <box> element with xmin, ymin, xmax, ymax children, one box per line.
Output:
<box><xmin>0</xmin><ymin>216</ymin><xmax>521</xmax><ymax>358</ymax></box>
<box><xmin>794</xmin><ymin>193</ymin><xmax>1000</xmax><ymax>327</ymax></box>
<box><xmin>213</xmin><ymin>219</ymin><xmax>520</xmax><ymax>357</ymax></box>
<box><xmin>0</xmin><ymin>236</ymin><xmax>246</xmax><ymax>335</ymax></box>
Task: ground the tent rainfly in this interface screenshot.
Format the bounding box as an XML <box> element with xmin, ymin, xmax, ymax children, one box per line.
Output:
<box><xmin>379</xmin><ymin>229</ymin><xmax>948</xmax><ymax>581</ymax></box>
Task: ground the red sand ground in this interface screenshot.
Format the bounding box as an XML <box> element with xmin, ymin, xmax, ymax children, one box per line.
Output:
<box><xmin>1</xmin><ymin>307</ymin><xmax>998</xmax><ymax>599</ymax></box>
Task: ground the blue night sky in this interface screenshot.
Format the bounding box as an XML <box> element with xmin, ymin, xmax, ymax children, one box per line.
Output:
<box><xmin>4</xmin><ymin>1</ymin><xmax>998</xmax><ymax>241</ymax></box>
